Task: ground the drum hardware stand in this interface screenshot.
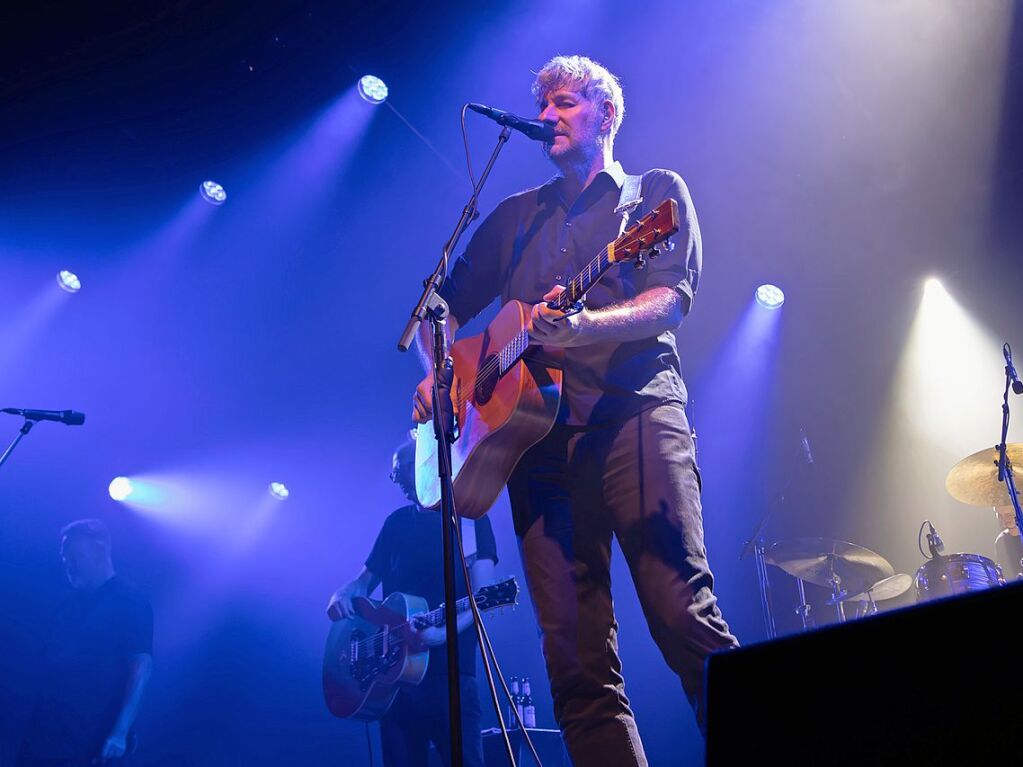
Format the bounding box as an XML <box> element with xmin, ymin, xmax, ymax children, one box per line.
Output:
<box><xmin>794</xmin><ymin>578</ymin><xmax>813</xmax><ymax>631</ymax></box>
<box><xmin>741</xmin><ymin>514</ymin><xmax>779</xmax><ymax>640</ymax></box>
<box><xmin>825</xmin><ymin>555</ymin><xmax>848</xmax><ymax>623</ymax></box>
<box><xmin>741</xmin><ymin>432</ymin><xmax>817</xmax><ymax>639</ymax></box>
<box><xmin>997</xmin><ymin>343</ymin><xmax>1023</xmax><ymax>571</ymax></box>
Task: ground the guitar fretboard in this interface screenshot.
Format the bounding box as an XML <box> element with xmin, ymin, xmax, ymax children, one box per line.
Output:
<box><xmin>491</xmin><ymin>246</ymin><xmax>614</xmax><ymax>378</ymax></box>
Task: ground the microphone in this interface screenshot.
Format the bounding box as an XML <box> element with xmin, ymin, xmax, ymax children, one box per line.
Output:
<box><xmin>1004</xmin><ymin>344</ymin><xmax>1023</xmax><ymax>395</ymax></box>
<box><xmin>467</xmin><ymin>103</ymin><xmax>556</xmax><ymax>144</ymax></box>
<box><xmin>799</xmin><ymin>428</ymin><xmax>815</xmax><ymax>467</ymax></box>
<box><xmin>1</xmin><ymin>408</ymin><xmax>86</xmax><ymax>426</ymax></box>
<box><xmin>926</xmin><ymin>521</ymin><xmax>945</xmax><ymax>559</ymax></box>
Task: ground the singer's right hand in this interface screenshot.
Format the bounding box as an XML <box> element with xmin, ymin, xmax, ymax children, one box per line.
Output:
<box><xmin>412</xmin><ymin>373</ymin><xmax>435</xmax><ymax>423</ymax></box>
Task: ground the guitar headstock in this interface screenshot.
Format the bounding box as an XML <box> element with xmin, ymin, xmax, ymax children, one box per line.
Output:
<box><xmin>608</xmin><ymin>198</ymin><xmax>680</xmax><ymax>268</ymax></box>
<box><xmin>475</xmin><ymin>576</ymin><xmax>519</xmax><ymax>611</ymax></box>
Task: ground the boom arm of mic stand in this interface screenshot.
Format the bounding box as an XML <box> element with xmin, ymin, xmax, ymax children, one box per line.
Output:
<box><xmin>397</xmin><ymin>125</ymin><xmax>512</xmax><ymax>353</ymax></box>
<box><xmin>0</xmin><ymin>419</ymin><xmax>36</xmax><ymax>471</ymax></box>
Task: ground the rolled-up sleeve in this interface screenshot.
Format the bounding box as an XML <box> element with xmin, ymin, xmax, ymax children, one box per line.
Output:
<box><xmin>636</xmin><ymin>169</ymin><xmax>702</xmax><ymax>317</ymax></box>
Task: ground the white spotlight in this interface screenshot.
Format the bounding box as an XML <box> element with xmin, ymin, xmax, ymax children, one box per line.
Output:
<box><xmin>200</xmin><ymin>180</ymin><xmax>227</xmax><ymax>206</ymax></box>
<box><xmin>57</xmin><ymin>270</ymin><xmax>81</xmax><ymax>293</ymax></box>
<box><xmin>109</xmin><ymin>476</ymin><xmax>134</xmax><ymax>501</ymax></box>
<box><xmin>357</xmin><ymin>75</ymin><xmax>388</xmax><ymax>105</ymax></box>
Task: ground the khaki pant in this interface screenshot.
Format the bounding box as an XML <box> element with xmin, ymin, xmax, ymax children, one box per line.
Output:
<box><xmin>508</xmin><ymin>404</ymin><xmax>738</xmax><ymax>767</ymax></box>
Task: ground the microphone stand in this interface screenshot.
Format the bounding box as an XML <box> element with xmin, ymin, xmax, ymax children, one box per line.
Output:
<box><xmin>997</xmin><ymin>344</ymin><xmax>1023</xmax><ymax>568</ymax></box>
<box><xmin>0</xmin><ymin>418</ymin><xmax>37</xmax><ymax>471</ymax></box>
<box><xmin>397</xmin><ymin>125</ymin><xmax>512</xmax><ymax>767</ymax></box>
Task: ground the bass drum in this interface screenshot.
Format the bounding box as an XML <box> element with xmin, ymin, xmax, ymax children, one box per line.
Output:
<box><xmin>914</xmin><ymin>553</ymin><xmax>1005</xmax><ymax>602</ymax></box>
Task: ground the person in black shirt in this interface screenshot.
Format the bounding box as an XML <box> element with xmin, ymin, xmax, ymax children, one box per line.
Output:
<box><xmin>412</xmin><ymin>55</ymin><xmax>738</xmax><ymax>766</ymax></box>
<box><xmin>994</xmin><ymin>505</ymin><xmax>1023</xmax><ymax>580</ymax></box>
<box><xmin>18</xmin><ymin>519</ymin><xmax>153</xmax><ymax>767</ymax></box>
<box><xmin>327</xmin><ymin>439</ymin><xmax>498</xmax><ymax>767</ymax></box>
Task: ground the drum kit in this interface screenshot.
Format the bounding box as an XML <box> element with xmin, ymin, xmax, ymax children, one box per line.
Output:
<box><xmin>759</xmin><ymin>443</ymin><xmax>1021</xmax><ymax>631</ymax></box>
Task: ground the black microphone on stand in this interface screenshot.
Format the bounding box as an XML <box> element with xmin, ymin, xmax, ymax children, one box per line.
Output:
<box><xmin>1004</xmin><ymin>344</ymin><xmax>1023</xmax><ymax>395</ymax></box>
<box><xmin>1</xmin><ymin>408</ymin><xmax>86</xmax><ymax>426</ymax></box>
<box><xmin>467</xmin><ymin>103</ymin><xmax>556</xmax><ymax>144</ymax></box>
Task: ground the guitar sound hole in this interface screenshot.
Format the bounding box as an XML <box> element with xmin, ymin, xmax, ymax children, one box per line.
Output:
<box><xmin>474</xmin><ymin>354</ymin><xmax>500</xmax><ymax>405</ymax></box>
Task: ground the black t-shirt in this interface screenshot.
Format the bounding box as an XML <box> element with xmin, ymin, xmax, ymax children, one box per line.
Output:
<box><xmin>25</xmin><ymin>575</ymin><xmax>153</xmax><ymax>758</ymax></box>
<box><xmin>365</xmin><ymin>506</ymin><xmax>498</xmax><ymax>677</ymax></box>
<box><xmin>439</xmin><ymin>161</ymin><xmax>702</xmax><ymax>425</ymax></box>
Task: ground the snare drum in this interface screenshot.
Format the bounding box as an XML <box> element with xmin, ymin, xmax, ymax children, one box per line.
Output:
<box><xmin>914</xmin><ymin>553</ymin><xmax>1005</xmax><ymax>602</ymax></box>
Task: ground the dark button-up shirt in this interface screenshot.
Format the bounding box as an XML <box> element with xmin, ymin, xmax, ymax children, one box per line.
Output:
<box><xmin>440</xmin><ymin>161</ymin><xmax>702</xmax><ymax>426</ymax></box>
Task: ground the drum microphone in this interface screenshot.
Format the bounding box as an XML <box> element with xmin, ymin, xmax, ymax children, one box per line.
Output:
<box><xmin>1</xmin><ymin>408</ymin><xmax>86</xmax><ymax>426</ymax></box>
<box><xmin>926</xmin><ymin>521</ymin><xmax>945</xmax><ymax>559</ymax></box>
<box><xmin>467</xmin><ymin>103</ymin><xmax>556</xmax><ymax>144</ymax></box>
<box><xmin>1004</xmin><ymin>344</ymin><xmax>1023</xmax><ymax>395</ymax></box>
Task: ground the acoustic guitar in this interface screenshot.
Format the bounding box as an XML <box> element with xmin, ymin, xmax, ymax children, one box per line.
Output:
<box><xmin>322</xmin><ymin>576</ymin><xmax>519</xmax><ymax>721</ymax></box>
<box><xmin>415</xmin><ymin>198</ymin><xmax>681</xmax><ymax>519</ymax></box>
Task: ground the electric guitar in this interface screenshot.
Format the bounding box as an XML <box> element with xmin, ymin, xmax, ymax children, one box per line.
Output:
<box><xmin>415</xmin><ymin>198</ymin><xmax>681</xmax><ymax>519</ymax></box>
<box><xmin>322</xmin><ymin>576</ymin><xmax>519</xmax><ymax>721</ymax></box>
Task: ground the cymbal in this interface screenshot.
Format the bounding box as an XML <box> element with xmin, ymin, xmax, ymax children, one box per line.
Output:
<box><xmin>945</xmin><ymin>444</ymin><xmax>1023</xmax><ymax>507</ymax></box>
<box><xmin>841</xmin><ymin>573</ymin><xmax>913</xmax><ymax>603</ymax></box>
<box><xmin>765</xmin><ymin>538</ymin><xmax>895</xmax><ymax>593</ymax></box>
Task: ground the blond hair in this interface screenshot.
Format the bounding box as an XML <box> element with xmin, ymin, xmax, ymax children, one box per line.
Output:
<box><xmin>533</xmin><ymin>55</ymin><xmax>625</xmax><ymax>140</ymax></box>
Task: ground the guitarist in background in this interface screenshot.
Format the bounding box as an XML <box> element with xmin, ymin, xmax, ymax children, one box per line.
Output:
<box><xmin>17</xmin><ymin>519</ymin><xmax>153</xmax><ymax>766</ymax></box>
<box><xmin>412</xmin><ymin>55</ymin><xmax>738</xmax><ymax>766</ymax></box>
<box><xmin>327</xmin><ymin>439</ymin><xmax>497</xmax><ymax>767</ymax></box>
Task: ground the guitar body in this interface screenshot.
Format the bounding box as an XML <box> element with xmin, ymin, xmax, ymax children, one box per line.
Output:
<box><xmin>416</xmin><ymin>299</ymin><xmax>564</xmax><ymax>520</ymax></box>
<box><xmin>322</xmin><ymin>592</ymin><xmax>429</xmax><ymax>721</ymax></box>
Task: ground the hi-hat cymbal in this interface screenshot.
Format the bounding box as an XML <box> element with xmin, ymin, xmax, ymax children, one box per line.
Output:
<box><xmin>945</xmin><ymin>444</ymin><xmax>1023</xmax><ymax>507</ymax></box>
<box><xmin>765</xmin><ymin>538</ymin><xmax>895</xmax><ymax>594</ymax></box>
<box><xmin>841</xmin><ymin>573</ymin><xmax>913</xmax><ymax>603</ymax></box>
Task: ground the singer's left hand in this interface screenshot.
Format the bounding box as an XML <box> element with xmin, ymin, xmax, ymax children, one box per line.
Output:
<box><xmin>529</xmin><ymin>285</ymin><xmax>588</xmax><ymax>348</ymax></box>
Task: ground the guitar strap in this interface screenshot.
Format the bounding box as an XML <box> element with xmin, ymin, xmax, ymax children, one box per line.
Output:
<box><xmin>614</xmin><ymin>172</ymin><xmax>645</xmax><ymax>234</ymax></box>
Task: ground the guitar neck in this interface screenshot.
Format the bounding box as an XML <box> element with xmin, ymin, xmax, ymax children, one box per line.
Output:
<box><xmin>495</xmin><ymin>247</ymin><xmax>615</xmax><ymax>375</ymax></box>
<box><xmin>418</xmin><ymin>594</ymin><xmax>474</xmax><ymax>627</ymax></box>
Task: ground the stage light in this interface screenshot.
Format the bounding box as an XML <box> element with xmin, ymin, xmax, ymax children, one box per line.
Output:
<box><xmin>357</xmin><ymin>75</ymin><xmax>388</xmax><ymax>105</ymax></box>
<box><xmin>56</xmin><ymin>270</ymin><xmax>81</xmax><ymax>293</ymax></box>
<box><xmin>755</xmin><ymin>284</ymin><xmax>785</xmax><ymax>309</ymax></box>
<box><xmin>268</xmin><ymin>482</ymin><xmax>290</xmax><ymax>501</ymax></box>
<box><xmin>200</xmin><ymin>180</ymin><xmax>227</xmax><ymax>206</ymax></box>
<box><xmin>109</xmin><ymin>476</ymin><xmax>134</xmax><ymax>501</ymax></box>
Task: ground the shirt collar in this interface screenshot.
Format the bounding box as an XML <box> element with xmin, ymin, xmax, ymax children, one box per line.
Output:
<box><xmin>600</xmin><ymin>160</ymin><xmax>627</xmax><ymax>188</ymax></box>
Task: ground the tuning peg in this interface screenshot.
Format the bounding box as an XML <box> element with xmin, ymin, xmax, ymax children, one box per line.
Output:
<box><xmin>662</xmin><ymin>238</ymin><xmax>674</xmax><ymax>252</ymax></box>
<box><xmin>635</xmin><ymin>253</ymin><xmax>646</xmax><ymax>270</ymax></box>
<box><xmin>649</xmin><ymin>247</ymin><xmax>661</xmax><ymax>259</ymax></box>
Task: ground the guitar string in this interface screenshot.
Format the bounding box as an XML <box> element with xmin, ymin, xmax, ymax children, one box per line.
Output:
<box><xmin>452</xmin><ymin>242</ymin><xmax>614</xmax><ymax>409</ymax></box>
<box><xmin>451</xmin><ymin>214</ymin><xmax>666</xmax><ymax>410</ymax></box>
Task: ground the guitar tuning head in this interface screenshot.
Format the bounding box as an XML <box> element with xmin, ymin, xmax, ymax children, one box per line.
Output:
<box><xmin>649</xmin><ymin>247</ymin><xmax>661</xmax><ymax>259</ymax></box>
<box><xmin>634</xmin><ymin>253</ymin><xmax>646</xmax><ymax>270</ymax></box>
<box><xmin>662</xmin><ymin>238</ymin><xmax>674</xmax><ymax>252</ymax></box>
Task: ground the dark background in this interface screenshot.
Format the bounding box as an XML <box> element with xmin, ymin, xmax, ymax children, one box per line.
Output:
<box><xmin>1</xmin><ymin>1</ymin><xmax>1021</xmax><ymax>764</ymax></box>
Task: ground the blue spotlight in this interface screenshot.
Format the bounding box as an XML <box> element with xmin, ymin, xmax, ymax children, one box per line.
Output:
<box><xmin>56</xmin><ymin>270</ymin><xmax>81</xmax><ymax>293</ymax></box>
<box><xmin>200</xmin><ymin>180</ymin><xmax>227</xmax><ymax>206</ymax></box>
<box><xmin>357</xmin><ymin>75</ymin><xmax>388</xmax><ymax>105</ymax></box>
<box><xmin>109</xmin><ymin>476</ymin><xmax>135</xmax><ymax>501</ymax></box>
<box><xmin>268</xmin><ymin>482</ymin><xmax>290</xmax><ymax>501</ymax></box>
<box><xmin>755</xmin><ymin>284</ymin><xmax>785</xmax><ymax>309</ymax></box>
